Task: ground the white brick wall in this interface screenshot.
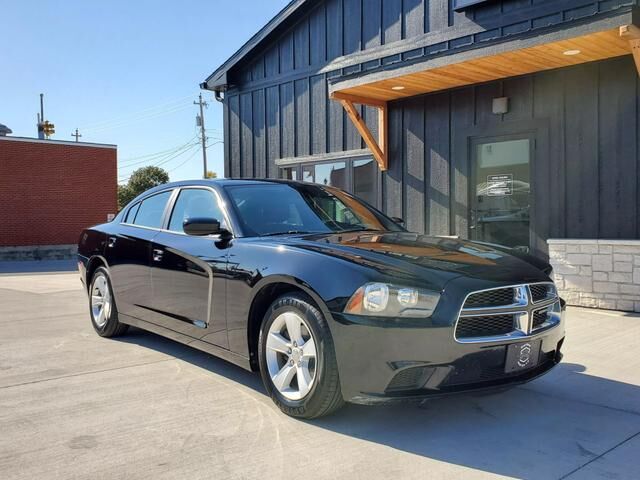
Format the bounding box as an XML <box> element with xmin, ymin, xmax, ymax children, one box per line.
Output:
<box><xmin>548</xmin><ymin>239</ymin><xmax>640</xmax><ymax>312</ymax></box>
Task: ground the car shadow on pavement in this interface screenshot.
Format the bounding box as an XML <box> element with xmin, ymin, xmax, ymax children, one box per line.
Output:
<box><xmin>115</xmin><ymin>327</ymin><xmax>265</xmax><ymax>394</ymax></box>
<box><xmin>116</xmin><ymin>328</ymin><xmax>640</xmax><ymax>479</ymax></box>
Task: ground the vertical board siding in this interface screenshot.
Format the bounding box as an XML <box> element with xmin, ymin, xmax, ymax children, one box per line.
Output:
<box><xmin>383</xmin><ymin>0</ymin><xmax>403</xmax><ymax>43</ymax></box>
<box><xmin>403</xmin><ymin>0</ymin><xmax>425</xmax><ymax>39</ymax></box>
<box><xmin>384</xmin><ymin>105</ymin><xmax>404</xmax><ymax>219</ymax></box>
<box><xmin>223</xmin><ymin>100</ymin><xmax>231</xmax><ymax>177</ymax></box>
<box><xmin>309</xmin><ymin>4</ymin><xmax>327</xmax><ymax>65</ymax></box>
<box><xmin>326</xmin><ymin>0</ymin><xmax>343</xmax><ymax>61</ymax></box>
<box><xmin>598</xmin><ymin>57</ymin><xmax>637</xmax><ymax>238</ymax></box>
<box><xmin>450</xmin><ymin>87</ymin><xmax>475</xmax><ymax>237</ymax></box>
<box><xmin>294</xmin><ymin>19</ymin><xmax>310</xmax><ymax>70</ymax></box>
<box><xmin>533</xmin><ymin>69</ymin><xmax>565</xmax><ymax>240</ymax></box>
<box><xmin>404</xmin><ymin>96</ymin><xmax>426</xmax><ymax>233</ymax></box>
<box><xmin>265</xmin><ymin>86</ymin><xmax>280</xmax><ymax>178</ymax></box>
<box><xmin>426</xmin><ymin>92</ymin><xmax>450</xmax><ymax>235</ymax></box>
<box><xmin>280</xmin><ymin>82</ymin><xmax>295</xmax><ymax>159</ymax></box>
<box><xmin>310</xmin><ymin>74</ymin><xmax>327</xmax><ymax>155</ymax></box>
<box><xmin>295</xmin><ymin>78</ymin><xmax>310</xmax><ymax>156</ymax></box>
<box><xmin>229</xmin><ymin>95</ymin><xmax>241</xmax><ymax>178</ymax></box>
<box><xmin>343</xmin><ymin>0</ymin><xmax>361</xmax><ymax>55</ymax></box>
<box><xmin>564</xmin><ymin>63</ymin><xmax>599</xmax><ymax>238</ymax></box>
<box><xmin>240</xmin><ymin>93</ymin><xmax>253</xmax><ymax>178</ymax></box>
<box><xmin>363</xmin><ymin>0</ymin><xmax>382</xmax><ymax>49</ymax></box>
<box><xmin>252</xmin><ymin>89</ymin><xmax>266</xmax><ymax>179</ymax></box>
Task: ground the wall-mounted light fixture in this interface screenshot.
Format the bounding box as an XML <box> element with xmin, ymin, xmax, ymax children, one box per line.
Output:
<box><xmin>492</xmin><ymin>97</ymin><xmax>509</xmax><ymax>115</ymax></box>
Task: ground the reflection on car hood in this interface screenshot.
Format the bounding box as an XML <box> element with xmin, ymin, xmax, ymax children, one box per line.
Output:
<box><xmin>278</xmin><ymin>231</ymin><xmax>550</xmax><ymax>285</ymax></box>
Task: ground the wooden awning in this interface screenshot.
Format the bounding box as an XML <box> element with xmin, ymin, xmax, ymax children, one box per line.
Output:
<box><xmin>331</xmin><ymin>24</ymin><xmax>640</xmax><ymax>172</ymax></box>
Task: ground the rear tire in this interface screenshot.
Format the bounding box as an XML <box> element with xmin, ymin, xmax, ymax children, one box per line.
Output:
<box><xmin>258</xmin><ymin>293</ymin><xmax>344</xmax><ymax>419</ymax></box>
<box><xmin>88</xmin><ymin>267</ymin><xmax>128</xmax><ymax>338</ymax></box>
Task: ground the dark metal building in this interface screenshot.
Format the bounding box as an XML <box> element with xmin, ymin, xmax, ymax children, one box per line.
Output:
<box><xmin>203</xmin><ymin>0</ymin><xmax>640</xmax><ymax>259</ymax></box>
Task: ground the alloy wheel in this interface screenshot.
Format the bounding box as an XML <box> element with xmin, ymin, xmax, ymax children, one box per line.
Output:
<box><xmin>265</xmin><ymin>311</ymin><xmax>317</xmax><ymax>400</ymax></box>
<box><xmin>91</xmin><ymin>274</ymin><xmax>111</xmax><ymax>328</ymax></box>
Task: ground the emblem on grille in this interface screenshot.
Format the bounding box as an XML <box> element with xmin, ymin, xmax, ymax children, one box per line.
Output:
<box><xmin>517</xmin><ymin>343</ymin><xmax>532</xmax><ymax>367</ymax></box>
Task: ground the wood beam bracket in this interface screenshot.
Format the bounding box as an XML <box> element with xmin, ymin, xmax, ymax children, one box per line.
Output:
<box><xmin>620</xmin><ymin>25</ymin><xmax>640</xmax><ymax>76</ymax></box>
<box><xmin>331</xmin><ymin>91</ymin><xmax>388</xmax><ymax>171</ymax></box>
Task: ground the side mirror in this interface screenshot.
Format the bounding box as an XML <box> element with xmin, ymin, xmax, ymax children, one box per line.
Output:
<box><xmin>391</xmin><ymin>216</ymin><xmax>405</xmax><ymax>227</ymax></box>
<box><xmin>183</xmin><ymin>217</ymin><xmax>228</xmax><ymax>237</ymax></box>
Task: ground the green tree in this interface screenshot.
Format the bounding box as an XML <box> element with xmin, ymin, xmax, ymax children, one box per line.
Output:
<box><xmin>205</xmin><ymin>170</ymin><xmax>218</xmax><ymax>179</ymax></box>
<box><xmin>118</xmin><ymin>166</ymin><xmax>169</xmax><ymax>209</ymax></box>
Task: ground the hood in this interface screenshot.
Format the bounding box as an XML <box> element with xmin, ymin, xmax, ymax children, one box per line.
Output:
<box><xmin>276</xmin><ymin>231</ymin><xmax>550</xmax><ymax>286</ymax></box>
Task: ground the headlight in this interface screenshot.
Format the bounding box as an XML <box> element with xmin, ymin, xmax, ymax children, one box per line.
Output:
<box><xmin>344</xmin><ymin>282</ymin><xmax>440</xmax><ymax>318</ymax></box>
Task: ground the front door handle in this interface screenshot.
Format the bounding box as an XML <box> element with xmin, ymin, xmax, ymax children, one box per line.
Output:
<box><xmin>153</xmin><ymin>249</ymin><xmax>164</xmax><ymax>262</ymax></box>
<box><xmin>107</xmin><ymin>237</ymin><xmax>117</xmax><ymax>248</ymax></box>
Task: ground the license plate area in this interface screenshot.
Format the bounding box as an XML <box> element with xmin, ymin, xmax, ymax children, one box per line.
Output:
<box><xmin>505</xmin><ymin>340</ymin><xmax>541</xmax><ymax>373</ymax></box>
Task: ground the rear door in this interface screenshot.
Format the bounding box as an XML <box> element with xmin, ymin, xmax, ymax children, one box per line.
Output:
<box><xmin>105</xmin><ymin>190</ymin><xmax>173</xmax><ymax>321</ymax></box>
<box><xmin>149</xmin><ymin>187</ymin><xmax>229</xmax><ymax>347</ymax></box>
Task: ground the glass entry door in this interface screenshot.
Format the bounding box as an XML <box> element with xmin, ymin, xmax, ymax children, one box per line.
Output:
<box><xmin>470</xmin><ymin>135</ymin><xmax>533</xmax><ymax>252</ymax></box>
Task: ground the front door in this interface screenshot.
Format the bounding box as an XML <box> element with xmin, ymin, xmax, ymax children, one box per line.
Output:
<box><xmin>470</xmin><ymin>135</ymin><xmax>533</xmax><ymax>252</ymax></box>
<box><xmin>149</xmin><ymin>187</ymin><xmax>229</xmax><ymax>347</ymax></box>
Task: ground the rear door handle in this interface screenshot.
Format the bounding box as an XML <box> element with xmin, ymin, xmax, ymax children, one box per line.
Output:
<box><xmin>153</xmin><ymin>249</ymin><xmax>164</xmax><ymax>262</ymax></box>
<box><xmin>107</xmin><ymin>237</ymin><xmax>117</xmax><ymax>248</ymax></box>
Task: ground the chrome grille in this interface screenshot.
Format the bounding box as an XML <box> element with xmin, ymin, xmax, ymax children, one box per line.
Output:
<box><xmin>464</xmin><ymin>288</ymin><xmax>515</xmax><ymax>308</ymax></box>
<box><xmin>532</xmin><ymin>309</ymin><xmax>548</xmax><ymax>329</ymax></box>
<box><xmin>455</xmin><ymin>314</ymin><xmax>515</xmax><ymax>339</ymax></box>
<box><xmin>455</xmin><ymin>282</ymin><xmax>560</xmax><ymax>343</ymax></box>
<box><xmin>530</xmin><ymin>284</ymin><xmax>554</xmax><ymax>303</ymax></box>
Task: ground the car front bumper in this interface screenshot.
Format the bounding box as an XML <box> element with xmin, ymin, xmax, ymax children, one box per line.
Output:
<box><xmin>329</xmin><ymin>300</ymin><xmax>566</xmax><ymax>404</ymax></box>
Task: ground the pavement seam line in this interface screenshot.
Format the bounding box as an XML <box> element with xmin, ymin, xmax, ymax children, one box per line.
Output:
<box><xmin>0</xmin><ymin>358</ymin><xmax>173</xmax><ymax>390</ymax></box>
<box><xmin>558</xmin><ymin>430</ymin><xmax>640</xmax><ymax>480</ymax></box>
<box><xmin>517</xmin><ymin>385</ymin><xmax>640</xmax><ymax>418</ymax></box>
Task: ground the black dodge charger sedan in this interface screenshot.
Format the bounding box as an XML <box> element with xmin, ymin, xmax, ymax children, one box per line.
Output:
<box><xmin>78</xmin><ymin>179</ymin><xmax>565</xmax><ymax>418</ymax></box>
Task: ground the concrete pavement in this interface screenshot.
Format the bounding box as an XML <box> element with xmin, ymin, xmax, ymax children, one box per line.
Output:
<box><xmin>0</xmin><ymin>270</ymin><xmax>639</xmax><ymax>479</ymax></box>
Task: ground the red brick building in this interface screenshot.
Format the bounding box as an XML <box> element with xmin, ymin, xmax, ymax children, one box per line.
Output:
<box><xmin>0</xmin><ymin>136</ymin><xmax>117</xmax><ymax>252</ymax></box>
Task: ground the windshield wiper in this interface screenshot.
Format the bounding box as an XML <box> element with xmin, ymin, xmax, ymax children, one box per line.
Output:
<box><xmin>260</xmin><ymin>230</ymin><xmax>317</xmax><ymax>237</ymax></box>
<box><xmin>338</xmin><ymin>227</ymin><xmax>382</xmax><ymax>233</ymax></box>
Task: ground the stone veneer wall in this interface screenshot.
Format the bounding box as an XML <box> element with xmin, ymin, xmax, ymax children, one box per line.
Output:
<box><xmin>0</xmin><ymin>244</ymin><xmax>77</xmax><ymax>261</ymax></box>
<box><xmin>548</xmin><ymin>239</ymin><xmax>640</xmax><ymax>312</ymax></box>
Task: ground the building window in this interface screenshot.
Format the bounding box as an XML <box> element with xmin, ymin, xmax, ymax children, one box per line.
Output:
<box><xmin>302</xmin><ymin>162</ymin><xmax>347</xmax><ymax>190</ymax></box>
<box><xmin>281</xmin><ymin>167</ymin><xmax>297</xmax><ymax>180</ymax></box>
<box><xmin>279</xmin><ymin>156</ymin><xmax>378</xmax><ymax>207</ymax></box>
<box><xmin>353</xmin><ymin>158</ymin><xmax>376</xmax><ymax>206</ymax></box>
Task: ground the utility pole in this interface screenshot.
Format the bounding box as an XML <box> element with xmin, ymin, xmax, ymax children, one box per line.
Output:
<box><xmin>194</xmin><ymin>93</ymin><xmax>208</xmax><ymax>179</ymax></box>
<box><xmin>71</xmin><ymin>128</ymin><xmax>82</xmax><ymax>142</ymax></box>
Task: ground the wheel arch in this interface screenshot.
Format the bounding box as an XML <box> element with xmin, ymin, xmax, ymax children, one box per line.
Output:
<box><xmin>85</xmin><ymin>255</ymin><xmax>110</xmax><ymax>291</ymax></box>
<box><xmin>246</xmin><ymin>275</ymin><xmax>332</xmax><ymax>371</ymax></box>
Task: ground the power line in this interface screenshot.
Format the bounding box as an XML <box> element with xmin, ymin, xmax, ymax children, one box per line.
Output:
<box><xmin>118</xmin><ymin>136</ymin><xmax>198</xmax><ymax>167</ymax></box>
<box><xmin>167</xmin><ymin>147</ymin><xmax>201</xmax><ymax>174</ymax></box>
<box><xmin>117</xmin><ymin>142</ymin><xmax>200</xmax><ymax>183</ymax></box>
<box><xmin>80</xmin><ymin>93</ymin><xmax>198</xmax><ymax>131</ymax></box>
<box><xmin>83</xmin><ymin>103</ymin><xmax>193</xmax><ymax>134</ymax></box>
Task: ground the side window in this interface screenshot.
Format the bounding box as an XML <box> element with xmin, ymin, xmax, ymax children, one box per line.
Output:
<box><xmin>124</xmin><ymin>202</ymin><xmax>140</xmax><ymax>224</ymax></box>
<box><xmin>132</xmin><ymin>191</ymin><xmax>172</xmax><ymax>229</ymax></box>
<box><xmin>168</xmin><ymin>189</ymin><xmax>226</xmax><ymax>233</ymax></box>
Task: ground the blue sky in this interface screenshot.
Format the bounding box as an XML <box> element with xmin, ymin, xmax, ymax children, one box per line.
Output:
<box><xmin>0</xmin><ymin>0</ymin><xmax>289</xmax><ymax>182</ymax></box>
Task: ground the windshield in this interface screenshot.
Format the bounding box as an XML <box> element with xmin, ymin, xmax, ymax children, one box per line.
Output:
<box><xmin>225</xmin><ymin>183</ymin><xmax>404</xmax><ymax>237</ymax></box>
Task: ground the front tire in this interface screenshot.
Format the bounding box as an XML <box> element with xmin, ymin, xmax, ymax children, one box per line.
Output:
<box><xmin>89</xmin><ymin>266</ymin><xmax>128</xmax><ymax>338</ymax></box>
<box><xmin>258</xmin><ymin>293</ymin><xmax>344</xmax><ymax>419</ymax></box>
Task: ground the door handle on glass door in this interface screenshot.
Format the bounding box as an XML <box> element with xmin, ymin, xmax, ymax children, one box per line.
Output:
<box><xmin>153</xmin><ymin>249</ymin><xmax>163</xmax><ymax>262</ymax></box>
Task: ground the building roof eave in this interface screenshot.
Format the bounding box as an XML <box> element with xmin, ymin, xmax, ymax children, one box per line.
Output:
<box><xmin>201</xmin><ymin>0</ymin><xmax>310</xmax><ymax>92</ymax></box>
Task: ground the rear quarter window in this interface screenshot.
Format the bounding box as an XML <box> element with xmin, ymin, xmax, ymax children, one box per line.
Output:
<box><xmin>132</xmin><ymin>191</ymin><xmax>172</xmax><ymax>229</ymax></box>
<box><xmin>124</xmin><ymin>202</ymin><xmax>140</xmax><ymax>224</ymax></box>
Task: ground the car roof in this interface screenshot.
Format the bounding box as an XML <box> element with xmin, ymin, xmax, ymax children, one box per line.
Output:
<box><xmin>136</xmin><ymin>178</ymin><xmax>310</xmax><ymax>199</ymax></box>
